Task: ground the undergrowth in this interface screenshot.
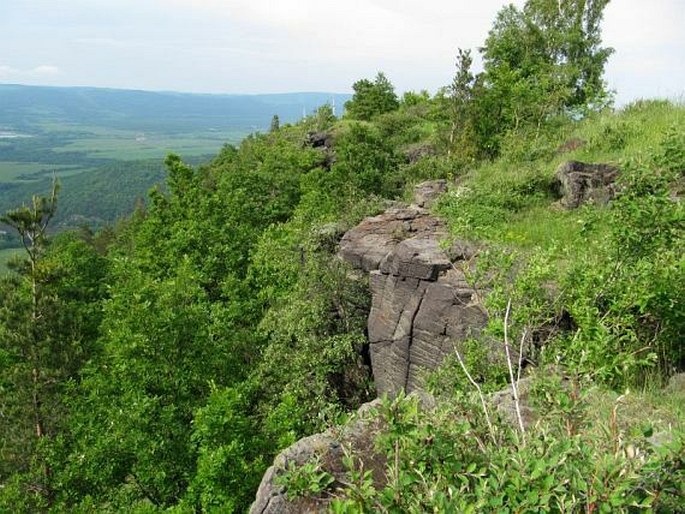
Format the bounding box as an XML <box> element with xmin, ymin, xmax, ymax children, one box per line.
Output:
<box><xmin>437</xmin><ymin>99</ymin><xmax>685</xmax><ymax>388</ymax></box>
<box><xmin>280</xmin><ymin>383</ymin><xmax>685</xmax><ymax>513</ymax></box>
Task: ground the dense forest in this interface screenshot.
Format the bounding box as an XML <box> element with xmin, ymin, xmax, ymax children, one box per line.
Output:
<box><xmin>1</xmin><ymin>0</ymin><xmax>683</xmax><ymax>512</ymax></box>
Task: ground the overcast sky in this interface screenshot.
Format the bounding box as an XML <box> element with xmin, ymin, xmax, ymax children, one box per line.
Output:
<box><xmin>1</xmin><ymin>0</ymin><xmax>683</xmax><ymax>105</ymax></box>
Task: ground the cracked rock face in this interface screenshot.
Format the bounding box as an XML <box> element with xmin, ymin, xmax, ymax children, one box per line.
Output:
<box><xmin>339</xmin><ymin>196</ymin><xmax>487</xmax><ymax>396</ymax></box>
<box><xmin>553</xmin><ymin>160</ymin><xmax>620</xmax><ymax>209</ymax></box>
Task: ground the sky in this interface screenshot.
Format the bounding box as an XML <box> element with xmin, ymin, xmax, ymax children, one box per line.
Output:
<box><xmin>1</xmin><ymin>0</ymin><xmax>683</xmax><ymax>105</ymax></box>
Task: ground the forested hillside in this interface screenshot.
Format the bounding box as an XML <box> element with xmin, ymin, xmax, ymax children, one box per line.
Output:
<box><xmin>1</xmin><ymin>0</ymin><xmax>683</xmax><ymax>512</ymax></box>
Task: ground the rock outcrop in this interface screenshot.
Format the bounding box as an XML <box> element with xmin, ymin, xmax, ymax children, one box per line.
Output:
<box><xmin>339</xmin><ymin>181</ymin><xmax>487</xmax><ymax>396</ymax></box>
<box><xmin>249</xmin><ymin>399</ymin><xmax>386</xmax><ymax>514</ymax></box>
<box><xmin>553</xmin><ymin>160</ymin><xmax>620</xmax><ymax>209</ymax></box>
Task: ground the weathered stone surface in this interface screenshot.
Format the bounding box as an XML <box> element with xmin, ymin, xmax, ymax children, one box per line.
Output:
<box><xmin>553</xmin><ymin>160</ymin><xmax>620</xmax><ymax>209</ymax></box>
<box><xmin>379</xmin><ymin>237</ymin><xmax>452</xmax><ymax>281</ymax></box>
<box><xmin>249</xmin><ymin>399</ymin><xmax>384</xmax><ymax>514</ymax></box>
<box><xmin>404</xmin><ymin>142</ymin><xmax>437</xmax><ymax>164</ymax></box>
<box><xmin>413</xmin><ymin>179</ymin><xmax>447</xmax><ymax>208</ymax></box>
<box><xmin>556</xmin><ymin>137</ymin><xmax>587</xmax><ymax>154</ymax></box>
<box><xmin>338</xmin><ymin>206</ymin><xmax>445</xmax><ymax>273</ymax></box>
<box><xmin>306</xmin><ymin>131</ymin><xmax>333</xmax><ymax>149</ymax></box>
<box><xmin>491</xmin><ymin>377</ymin><xmax>537</xmax><ymax>429</ymax></box>
<box><xmin>367</xmin><ymin>256</ymin><xmax>489</xmax><ymax>395</ymax></box>
<box><xmin>666</xmin><ymin>373</ymin><xmax>685</xmax><ymax>394</ymax></box>
<box><xmin>249</xmin><ymin>433</ymin><xmax>338</xmax><ymax>514</ymax></box>
<box><xmin>339</xmin><ymin>194</ymin><xmax>491</xmax><ymax>396</ymax></box>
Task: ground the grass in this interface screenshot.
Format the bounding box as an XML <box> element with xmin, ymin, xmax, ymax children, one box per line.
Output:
<box><xmin>0</xmin><ymin>122</ymin><xmax>250</xmax><ymax>185</ymax></box>
<box><xmin>583</xmin><ymin>379</ymin><xmax>685</xmax><ymax>443</ymax></box>
<box><xmin>437</xmin><ymin>99</ymin><xmax>685</xmax><ymax>254</ymax></box>
<box><xmin>52</xmin><ymin>132</ymin><xmax>245</xmax><ymax>160</ymax></box>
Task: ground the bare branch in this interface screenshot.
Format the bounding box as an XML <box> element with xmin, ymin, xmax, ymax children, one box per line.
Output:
<box><xmin>503</xmin><ymin>299</ymin><xmax>526</xmax><ymax>441</ymax></box>
<box><xmin>454</xmin><ymin>347</ymin><xmax>496</xmax><ymax>446</ymax></box>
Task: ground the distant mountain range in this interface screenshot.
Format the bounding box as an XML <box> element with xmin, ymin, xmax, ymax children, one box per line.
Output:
<box><xmin>0</xmin><ymin>84</ymin><xmax>351</xmax><ymax>134</ymax></box>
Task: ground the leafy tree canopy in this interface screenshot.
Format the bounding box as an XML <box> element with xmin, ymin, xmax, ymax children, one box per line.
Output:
<box><xmin>344</xmin><ymin>72</ymin><xmax>399</xmax><ymax>121</ymax></box>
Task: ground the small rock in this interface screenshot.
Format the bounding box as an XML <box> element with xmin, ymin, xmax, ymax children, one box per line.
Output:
<box><xmin>553</xmin><ymin>160</ymin><xmax>620</xmax><ymax>209</ymax></box>
<box><xmin>306</xmin><ymin>131</ymin><xmax>333</xmax><ymax>149</ymax></box>
<box><xmin>404</xmin><ymin>143</ymin><xmax>437</xmax><ymax>164</ymax></box>
<box><xmin>647</xmin><ymin>431</ymin><xmax>674</xmax><ymax>448</ymax></box>
<box><xmin>666</xmin><ymin>373</ymin><xmax>685</xmax><ymax>394</ymax></box>
<box><xmin>556</xmin><ymin>138</ymin><xmax>586</xmax><ymax>154</ymax></box>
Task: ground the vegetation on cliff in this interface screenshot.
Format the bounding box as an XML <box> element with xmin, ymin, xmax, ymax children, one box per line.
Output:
<box><xmin>1</xmin><ymin>0</ymin><xmax>683</xmax><ymax>511</ymax></box>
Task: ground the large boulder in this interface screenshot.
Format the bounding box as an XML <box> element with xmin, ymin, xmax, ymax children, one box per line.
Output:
<box><xmin>553</xmin><ymin>160</ymin><xmax>620</xmax><ymax>209</ymax></box>
<box><xmin>338</xmin><ymin>206</ymin><xmax>445</xmax><ymax>273</ymax></box>
<box><xmin>251</xmin><ymin>384</ymin><xmax>536</xmax><ymax>512</ymax></box>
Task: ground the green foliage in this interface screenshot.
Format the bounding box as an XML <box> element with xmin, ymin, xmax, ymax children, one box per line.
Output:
<box><xmin>184</xmin><ymin>385</ymin><xmax>266</xmax><ymax>512</ymax></box>
<box><xmin>344</xmin><ymin>72</ymin><xmax>399</xmax><ymax>121</ymax></box>
<box><xmin>275</xmin><ymin>458</ymin><xmax>335</xmax><ymax>500</ymax></box>
<box><xmin>655</xmin><ymin>123</ymin><xmax>685</xmax><ymax>174</ymax></box>
<box><xmin>441</xmin><ymin>48</ymin><xmax>480</xmax><ymax>162</ymax></box>
<box><xmin>482</xmin><ymin>0</ymin><xmax>613</xmax><ymax>115</ymax></box>
<box><xmin>329</xmin><ymin>386</ymin><xmax>684</xmax><ymax>513</ymax></box>
<box><xmin>303</xmin><ymin>103</ymin><xmax>337</xmax><ymax>132</ymax></box>
<box><xmin>557</xmin><ymin>160</ymin><xmax>684</xmax><ymax>384</ymax></box>
<box><xmin>253</xmin><ymin>235</ymin><xmax>373</xmax><ymax>442</ymax></box>
<box><xmin>332</xmin><ymin>123</ymin><xmax>402</xmax><ymax>197</ymax></box>
<box><xmin>437</xmin><ymin>162</ymin><xmax>557</xmax><ymax>242</ymax></box>
<box><xmin>400</xmin><ymin>89</ymin><xmax>430</xmax><ymax>108</ymax></box>
<box><xmin>437</xmin><ymin>100</ymin><xmax>685</xmax><ymax>389</ymax></box>
<box><xmin>1</xmin><ymin>22</ymin><xmax>683</xmax><ymax>512</ymax></box>
<box><xmin>0</xmin><ymin>183</ymin><xmax>112</xmax><ymax>509</ymax></box>
<box><xmin>438</xmin><ymin>0</ymin><xmax>613</xmax><ymax>158</ymax></box>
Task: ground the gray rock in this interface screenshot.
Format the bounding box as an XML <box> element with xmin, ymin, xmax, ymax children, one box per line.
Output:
<box><xmin>666</xmin><ymin>372</ymin><xmax>685</xmax><ymax>394</ymax></box>
<box><xmin>249</xmin><ymin>433</ymin><xmax>337</xmax><ymax>514</ymax></box>
<box><xmin>647</xmin><ymin>431</ymin><xmax>674</xmax><ymax>449</ymax></box>
<box><xmin>553</xmin><ymin>160</ymin><xmax>620</xmax><ymax>209</ymax></box>
<box><xmin>491</xmin><ymin>377</ymin><xmax>537</xmax><ymax>429</ymax></box>
<box><xmin>379</xmin><ymin>237</ymin><xmax>452</xmax><ymax>281</ymax></box>
<box><xmin>340</xmin><ymin>202</ymin><xmax>492</xmax><ymax>396</ymax></box>
<box><xmin>404</xmin><ymin>143</ymin><xmax>437</xmax><ymax>164</ymax></box>
<box><xmin>306</xmin><ymin>131</ymin><xmax>333</xmax><ymax>149</ymax></box>
<box><xmin>249</xmin><ymin>399</ymin><xmax>383</xmax><ymax>514</ymax></box>
<box><xmin>556</xmin><ymin>138</ymin><xmax>586</xmax><ymax>154</ymax></box>
<box><xmin>413</xmin><ymin>179</ymin><xmax>447</xmax><ymax>207</ymax></box>
<box><xmin>338</xmin><ymin>206</ymin><xmax>445</xmax><ymax>272</ymax></box>
<box><xmin>250</xmin><ymin>380</ymin><xmax>539</xmax><ymax>511</ymax></box>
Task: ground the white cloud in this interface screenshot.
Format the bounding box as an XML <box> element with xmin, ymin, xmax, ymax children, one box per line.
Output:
<box><xmin>602</xmin><ymin>0</ymin><xmax>685</xmax><ymax>103</ymax></box>
<box><xmin>73</xmin><ymin>37</ymin><xmax>131</xmax><ymax>48</ymax></box>
<box><xmin>32</xmin><ymin>65</ymin><xmax>61</xmax><ymax>75</ymax></box>
<box><xmin>154</xmin><ymin>0</ymin><xmax>517</xmax><ymax>92</ymax></box>
<box><xmin>0</xmin><ymin>65</ymin><xmax>19</xmax><ymax>78</ymax></box>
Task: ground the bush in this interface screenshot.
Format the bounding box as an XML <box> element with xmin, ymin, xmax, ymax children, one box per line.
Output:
<box><xmin>555</xmin><ymin>159</ymin><xmax>684</xmax><ymax>385</ymax></box>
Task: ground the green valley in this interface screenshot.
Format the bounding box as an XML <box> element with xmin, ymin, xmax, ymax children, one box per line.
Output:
<box><xmin>0</xmin><ymin>85</ymin><xmax>351</xmax><ymax>231</ymax></box>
